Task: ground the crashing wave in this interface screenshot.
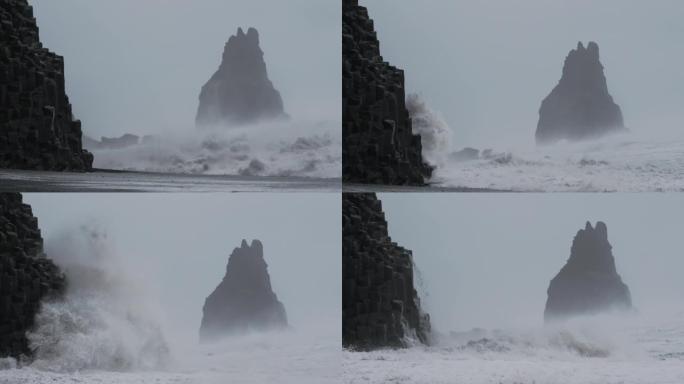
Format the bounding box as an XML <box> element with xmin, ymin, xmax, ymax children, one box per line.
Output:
<box><xmin>406</xmin><ymin>93</ymin><xmax>453</xmax><ymax>167</ymax></box>
<box><xmin>89</xmin><ymin>119</ymin><xmax>341</xmax><ymax>178</ymax></box>
<box><xmin>434</xmin><ymin>134</ymin><xmax>684</xmax><ymax>191</ymax></box>
<box><xmin>26</xmin><ymin>225</ymin><xmax>170</xmax><ymax>372</ymax></box>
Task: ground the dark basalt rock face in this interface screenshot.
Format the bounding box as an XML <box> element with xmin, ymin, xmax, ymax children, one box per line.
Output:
<box><xmin>0</xmin><ymin>0</ymin><xmax>93</xmax><ymax>171</ymax></box>
<box><xmin>0</xmin><ymin>193</ymin><xmax>65</xmax><ymax>359</ymax></box>
<box><xmin>342</xmin><ymin>193</ymin><xmax>430</xmax><ymax>349</ymax></box>
<box><xmin>536</xmin><ymin>42</ymin><xmax>625</xmax><ymax>144</ymax></box>
<box><xmin>342</xmin><ymin>0</ymin><xmax>432</xmax><ymax>185</ymax></box>
<box><xmin>199</xmin><ymin>239</ymin><xmax>287</xmax><ymax>342</ymax></box>
<box><xmin>545</xmin><ymin>221</ymin><xmax>632</xmax><ymax>321</ymax></box>
<box><xmin>196</xmin><ymin>27</ymin><xmax>286</xmax><ymax>127</ymax></box>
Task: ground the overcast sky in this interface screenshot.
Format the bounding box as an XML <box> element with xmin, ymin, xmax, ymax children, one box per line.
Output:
<box><xmin>24</xmin><ymin>193</ymin><xmax>340</xmax><ymax>343</ymax></box>
<box><xmin>365</xmin><ymin>0</ymin><xmax>684</xmax><ymax>148</ymax></box>
<box><xmin>380</xmin><ymin>193</ymin><xmax>684</xmax><ymax>332</ymax></box>
<box><xmin>32</xmin><ymin>0</ymin><xmax>340</xmax><ymax>138</ymax></box>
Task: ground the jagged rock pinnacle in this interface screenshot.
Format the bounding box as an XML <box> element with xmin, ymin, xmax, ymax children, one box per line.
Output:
<box><xmin>200</xmin><ymin>238</ymin><xmax>287</xmax><ymax>341</ymax></box>
<box><xmin>196</xmin><ymin>27</ymin><xmax>287</xmax><ymax>127</ymax></box>
<box><xmin>536</xmin><ymin>41</ymin><xmax>625</xmax><ymax>144</ymax></box>
<box><xmin>544</xmin><ymin>221</ymin><xmax>632</xmax><ymax>321</ymax></box>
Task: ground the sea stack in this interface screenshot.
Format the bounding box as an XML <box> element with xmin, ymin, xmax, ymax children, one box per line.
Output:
<box><xmin>0</xmin><ymin>0</ymin><xmax>93</xmax><ymax>170</ymax></box>
<box><xmin>545</xmin><ymin>221</ymin><xmax>632</xmax><ymax>321</ymax></box>
<box><xmin>199</xmin><ymin>239</ymin><xmax>287</xmax><ymax>342</ymax></box>
<box><xmin>0</xmin><ymin>193</ymin><xmax>65</xmax><ymax>358</ymax></box>
<box><xmin>342</xmin><ymin>193</ymin><xmax>430</xmax><ymax>349</ymax></box>
<box><xmin>196</xmin><ymin>27</ymin><xmax>286</xmax><ymax>127</ymax></box>
<box><xmin>536</xmin><ymin>42</ymin><xmax>625</xmax><ymax>144</ymax></box>
<box><xmin>342</xmin><ymin>0</ymin><xmax>432</xmax><ymax>185</ymax></box>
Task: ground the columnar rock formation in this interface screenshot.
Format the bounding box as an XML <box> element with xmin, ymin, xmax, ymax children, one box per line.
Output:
<box><xmin>200</xmin><ymin>239</ymin><xmax>287</xmax><ymax>342</ymax></box>
<box><xmin>536</xmin><ymin>42</ymin><xmax>625</xmax><ymax>144</ymax></box>
<box><xmin>196</xmin><ymin>27</ymin><xmax>286</xmax><ymax>127</ymax></box>
<box><xmin>342</xmin><ymin>193</ymin><xmax>430</xmax><ymax>349</ymax></box>
<box><xmin>342</xmin><ymin>0</ymin><xmax>432</xmax><ymax>185</ymax></box>
<box><xmin>0</xmin><ymin>0</ymin><xmax>93</xmax><ymax>170</ymax></box>
<box><xmin>0</xmin><ymin>193</ymin><xmax>65</xmax><ymax>358</ymax></box>
<box><xmin>545</xmin><ymin>221</ymin><xmax>632</xmax><ymax>321</ymax></box>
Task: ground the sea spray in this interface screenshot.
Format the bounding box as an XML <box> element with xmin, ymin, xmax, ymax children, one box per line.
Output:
<box><xmin>26</xmin><ymin>224</ymin><xmax>170</xmax><ymax>372</ymax></box>
<box><xmin>406</xmin><ymin>93</ymin><xmax>453</xmax><ymax>167</ymax></box>
<box><xmin>88</xmin><ymin>119</ymin><xmax>341</xmax><ymax>178</ymax></box>
<box><xmin>434</xmin><ymin>133</ymin><xmax>684</xmax><ymax>191</ymax></box>
<box><xmin>433</xmin><ymin>312</ymin><xmax>650</xmax><ymax>360</ymax></box>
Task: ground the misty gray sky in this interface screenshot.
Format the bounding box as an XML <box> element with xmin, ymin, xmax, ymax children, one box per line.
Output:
<box><xmin>380</xmin><ymin>193</ymin><xmax>684</xmax><ymax>332</ymax></box>
<box><xmin>24</xmin><ymin>193</ymin><xmax>340</xmax><ymax>341</ymax></box>
<box><xmin>365</xmin><ymin>0</ymin><xmax>684</xmax><ymax>148</ymax></box>
<box><xmin>32</xmin><ymin>0</ymin><xmax>340</xmax><ymax>138</ymax></box>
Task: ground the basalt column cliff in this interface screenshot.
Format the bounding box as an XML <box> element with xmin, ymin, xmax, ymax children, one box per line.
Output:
<box><xmin>545</xmin><ymin>221</ymin><xmax>632</xmax><ymax>321</ymax></box>
<box><xmin>343</xmin><ymin>193</ymin><xmax>430</xmax><ymax>349</ymax></box>
<box><xmin>0</xmin><ymin>0</ymin><xmax>93</xmax><ymax>170</ymax></box>
<box><xmin>196</xmin><ymin>27</ymin><xmax>287</xmax><ymax>127</ymax></box>
<box><xmin>342</xmin><ymin>0</ymin><xmax>432</xmax><ymax>185</ymax></box>
<box><xmin>200</xmin><ymin>239</ymin><xmax>287</xmax><ymax>342</ymax></box>
<box><xmin>536</xmin><ymin>42</ymin><xmax>625</xmax><ymax>144</ymax></box>
<box><xmin>0</xmin><ymin>193</ymin><xmax>65</xmax><ymax>358</ymax></box>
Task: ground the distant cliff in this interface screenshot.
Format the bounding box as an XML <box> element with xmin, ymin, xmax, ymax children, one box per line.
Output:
<box><xmin>342</xmin><ymin>0</ymin><xmax>432</xmax><ymax>185</ymax></box>
<box><xmin>0</xmin><ymin>193</ymin><xmax>65</xmax><ymax>358</ymax></box>
<box><xmin>196</xmin><ymin>27</ymin><xmax>287</xmax><ymax>127</ymax></box>
<box><xmin>536</xmin><ymin>42</ymin><xmax>625</xmax><ymax>144</ymax></box>
<box><xmin>343</xmin><ymin>193</ymin><xmax>430</xmax><ymax>349</ymax></box>
<box><xmin>0</xmin><ymin>0</ymin><xmax>93</xmax><ymax>170</ymax></box>
<box><xmin>200</xmin><ymin>239</ymin><xmax>287</xmax><ymax>342</ymax></box>
<box><xmin>545</xmin><ymin>221</ymin><xmax>632</xmax><ymax>321</ymax></box>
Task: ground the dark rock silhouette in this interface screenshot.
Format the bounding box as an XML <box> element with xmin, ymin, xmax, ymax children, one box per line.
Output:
<box><xmin>199</xmin><ymin>239</ymin><xmax>287</xmax><ymax>342</ymax></box>
<box><xmin>342</xmin><ymin>0</ymin><xmax>432</xmax><ymax>185</ymax></box>
<box><xmin>0</xmin><ymin>0</ymin><xmax>93</xmax><ymax>170</ymax></box>
<box><xmin>196</xmin><ymin>27</ymin><xmax>286</xmax><ymax>127</ymax></box>
<box><xmin>536</xmin><ymin>42</ymin><xmax>625</xmax><ymax>144</ymax></box>
<box><xmin>343</xmin><ymin>193</ymin><xmax>430</xmax><ymax>349</ymax></box>
<box><xmin>0</xmin><ymin>193</ymin><xmax>65</xmax><ymax>358</ymax></box>
<box><xmin>545</xmin><ymin>221</ymin><xmax>632</xmax><ymax>321</ymax></box>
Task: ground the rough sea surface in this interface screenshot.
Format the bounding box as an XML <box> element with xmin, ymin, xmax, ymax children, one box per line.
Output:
<box><xmin>343</xmin><ymin>312</ymin><xmax>684</xmax><ymax>383</ymax></box>
<box><xmin>0</xmin><ymin>329</ymin><xmax>339</xmax><ymax>384</ymax></box>
<box><xmin>432</xmin><ymin>136</ymin><xmax>684</xmax><ymax>192</ymax></box>
<box><xmin>89</xmin><ymin>120</ymin><xmax>341</xmax><ymax>180</ymax></box>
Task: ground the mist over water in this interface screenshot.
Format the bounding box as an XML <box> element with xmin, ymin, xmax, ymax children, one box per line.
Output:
<box><xmin>27</xmin><ymin>225</ymin><xmax>170</xmax><ymax>372</ymax></box>
<box><xmin>406</xmin><ymin>94</ymin><xmax>453</xmax><ymax>168</ymax></box>
<box><xmin>345</xmin><ymin>310</ymin><xmax>684</xmax><ymax>384</ymax></box>
<box><xmin>404</xmin><ymin>94</ymin><xmax>684</xmax><ymax>191</ymax></box>
<box><xmin>344</xmin><ymin>194</ymin><xmax>684</xmax><ymax>383</ymax></box>
<box><xmin>432</xmin><ymin>132</ymin><xmax>684</xmax><ymax>191</ymax></box>
<box><xmin>0</xmin><ymin>220</ymin><xmax>340</xmax><ymax>383</ymax></box>
<box><xmin>89</xmin><ymin>119</ymin><xmax>341</xmax><ymax>178</ymax></box>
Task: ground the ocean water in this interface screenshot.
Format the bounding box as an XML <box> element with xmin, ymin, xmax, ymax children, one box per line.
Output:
<box><xmin>0</xmin><ymin>330</ymin><xmax>340</xmax><ymax>384</ymax></box>
<box><xmin>343</xmin><ymin>312</ymin><xmax>684</xmax><ymax>383</ymax></box>
<box><xmin>432</xmin><ymin>136</ymin><xmax>684</xmax><ymax>192</ymax></box>
<box><xmin>89</xmin><ymin>119</ymin><xmax>341</xmax><ymax>179</ymax></box>
<box><xmin>0</xmin><ymin>169</ymin><xmax>340</xmax><ymax>192</ymax></box>
<box><xmin>0</xmin><ymin>224</ymin><xmax>341</xmax><ymax>383</ymax></box>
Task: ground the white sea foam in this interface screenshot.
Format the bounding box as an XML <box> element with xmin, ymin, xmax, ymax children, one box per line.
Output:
<box><xmin>90</xmin><ymin>119</ymin><xmax>341</xmax><ymax>179</ymax></box>
<box><xmin>0</xmin><ymin>225</ymin><xmax>340</xmax><ymax>383</ymax></box>
<box><xmin>343</xmin><ymin>311</ymin><xmax>684</xmax><ymax>383</ymax></box>
<box><xmin>432</xmin><ymin>133</ymin><xmax>684</xmax><ymax>192</ymax></box>
<box><xmin>1</xmin><ymin>327</ymin><xmax>339</xmax><ymax>384</ymax></box>
<box><xmin>25</xmin><ymin>225</ymin><xmax>170</xmax><ymax>373</ymax></box>
<box><xmin>406</xmin><ymin>93</ymin><xmax>453</xmax><ymax>167</ymax></box>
